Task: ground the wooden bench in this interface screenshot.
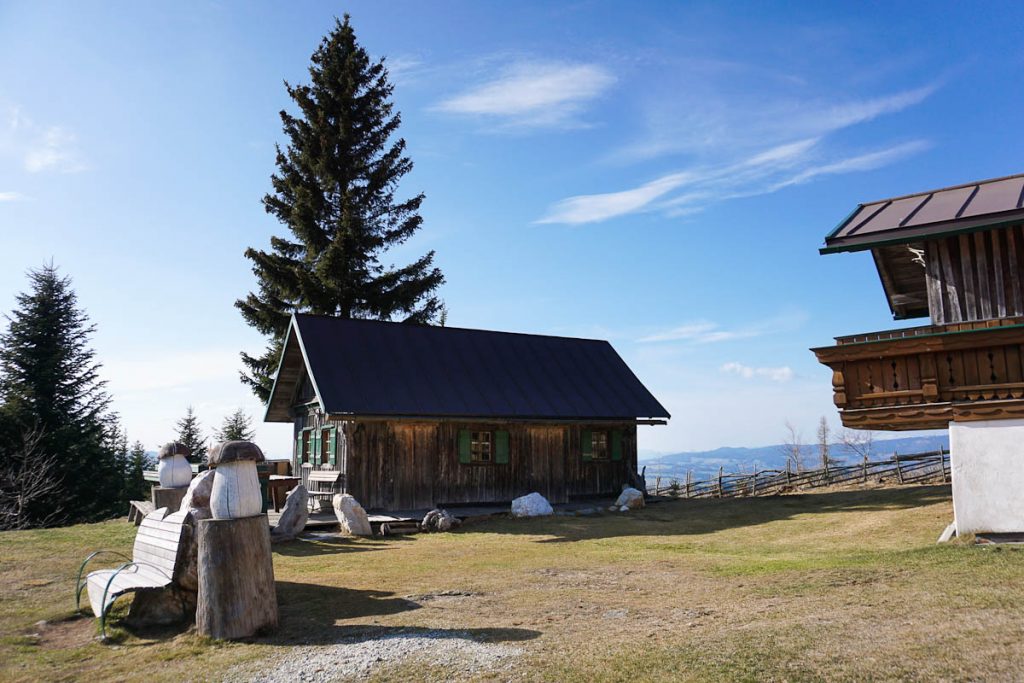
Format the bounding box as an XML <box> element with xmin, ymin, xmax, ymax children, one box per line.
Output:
<box><xmin>76</xmin><ymin>507</ymin><xmax>189</xmax><ymax>638</ymax></box>
<box><xmin>306</xmin><ymin>468</ymin><xmax>345</xmax><ymax>511</ymax></box>
<box><xmin>127</xmin><ymin>500</ymin><xmax>155</xmax><ymax>526</ymax></box>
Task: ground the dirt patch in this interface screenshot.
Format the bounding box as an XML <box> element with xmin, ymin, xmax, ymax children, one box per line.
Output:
<box><xmin>23</xmin><ymin>615</ymin><xmax>96</xmax><ymax>650</ymax></box>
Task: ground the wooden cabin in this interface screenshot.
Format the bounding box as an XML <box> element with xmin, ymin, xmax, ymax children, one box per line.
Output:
<box><xmin>812</xmin><ymin>173</ymin><xmax>1024</xmax><ymax>535</ymax></box>
<box><xmin>812</xmin><ymin>173</ymin><xmax>1024</xmax><ymax>430</ymax></box>
<box><xmin>264</xmin><ymin>314</ymin><xmax>670</xmax><ymax>511</ymax></box>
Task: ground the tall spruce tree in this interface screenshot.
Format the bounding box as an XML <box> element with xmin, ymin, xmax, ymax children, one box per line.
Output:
<box><xmin>174</xmin><ymin>406</ymin><xmax>206</xmax><ymax>464</ymax></box>
<box><xmin>216</xmin><ymin>408</ymin><xmax>255</xmax><ymax>442</ymax></box>
<box><xmin>237</xmin><ymin>15</ymin><xmax>445</xmax><ymax>401</ymax></box>
<box><xmin>0</xmin><ymin>264</ymin><xmax>122</xmax><ymax>526</ymax></box>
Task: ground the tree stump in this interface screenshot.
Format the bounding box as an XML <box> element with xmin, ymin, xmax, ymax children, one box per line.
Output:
<box><xmin>152</xmin><ymin>485</ymin><xmax>188</xmax><ymax>512</ymax></box>
<box><xmin>196</xmin><ymin>515</ymin><xmax>277</xmax><ymax>640</ymax></box>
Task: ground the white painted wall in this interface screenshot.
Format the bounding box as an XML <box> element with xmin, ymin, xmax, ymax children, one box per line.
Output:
<box><xmin>950</xmin><ymin>418</ymin><xmax>1024</xmax><ymax>535</ymax></box>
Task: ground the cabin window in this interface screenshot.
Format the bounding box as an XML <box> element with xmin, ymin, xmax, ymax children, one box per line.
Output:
<box><xmin>458</xmin><ymin>429</ymin><xmax>510</xmax><ymax>464</ymax></box>
<box><xmin>471</xmin><ymin>431</ymin><xmax>493</xmax><ymax>462</ymax></box>
<box><xmin>582</xmin><ymin>429</ymin><xmax>623</xmax><ymax>462</ymax></box>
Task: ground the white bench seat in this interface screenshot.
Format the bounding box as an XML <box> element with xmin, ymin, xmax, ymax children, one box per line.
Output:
<box><xmin>77</xmin><ymin>507</ymin><xmax>189</xmax><ymax>637</ymax></box>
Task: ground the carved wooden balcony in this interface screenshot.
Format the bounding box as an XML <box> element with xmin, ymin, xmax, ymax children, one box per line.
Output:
<box><xmin>812</xmin><ymin>317</ymin><xmax>1024</xmax><ymax>430</ymax></box>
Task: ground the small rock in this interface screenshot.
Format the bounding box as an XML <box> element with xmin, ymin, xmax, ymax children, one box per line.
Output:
<box><xmin>420</xmin><ymin>508</ymin><xmax>460</xmax><ymax>532</ymax></box>
<box><xmin>614</xmin><ymin>487</ymin><xmax>645</xmax><ymax>510</ymax></box>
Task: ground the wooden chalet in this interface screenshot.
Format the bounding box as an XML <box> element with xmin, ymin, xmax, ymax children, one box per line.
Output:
<box><xmin>264</xmin><ymin>314</ymin><xmax>670</xmax><ymax>511</ymax></box>
<box><xmin>812</xmin><ymin>173</ymin><xmax>1024</xmax><ymax>430</ymax></box>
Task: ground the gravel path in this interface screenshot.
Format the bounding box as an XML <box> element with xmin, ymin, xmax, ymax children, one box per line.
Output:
<box><xmin>228</xmin><ymin>629</ymin><xmax>523</xmax><ymax>682</ymax></box>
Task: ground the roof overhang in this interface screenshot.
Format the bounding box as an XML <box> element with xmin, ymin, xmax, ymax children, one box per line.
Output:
<box><xmin>263</xmin><ymin>315</ymin><xmax>326</xmax><ymax>423</ymax></box>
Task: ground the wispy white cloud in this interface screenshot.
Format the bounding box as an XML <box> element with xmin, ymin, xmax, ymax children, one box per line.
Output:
<box><xmin>637</xmin><ymin>310</ymin><xmax>808</xmax><ymax>345</ymax></box>
<box><xmin>435</xmin><ymin>61</ymin><xmax>615</xmax><ymax>128</ymax></box>
<box><xmin>637</xmin><ymin>321</ymin><xmax>757</xmax><ymax>344</ymax></box>
<box><xmin>0</xmin><ymin>191</ymin><xmax>25</xmax><ymax>202</ymax></box>
<box><xmin>538</xmin><ymin>77</ymin><xmax>938</xmax><ymax>225</ymax></box>
<box><xmin>720</xmin><ymin>362</ymin><xmax>795</xmax><ymax>383</ymax></box>
<box><xmin>542</xmin><ymin>136</ymin><xmax>930</xmax><ymax>225</ymax></box>
<box><xmin>0</xmin><ymin>105</ymin><xmax>88</xmax><ymax>174</ymax></box>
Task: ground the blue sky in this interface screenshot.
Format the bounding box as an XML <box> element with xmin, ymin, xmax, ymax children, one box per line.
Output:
<box><xmin>2</xmin><ymin>1</ymin><xmax>1023</xmax><ymax>458</ymax></box>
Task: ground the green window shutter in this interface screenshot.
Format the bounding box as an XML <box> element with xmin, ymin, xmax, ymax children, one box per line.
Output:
<box><xmin>582</xmin><ymin>429</ymin><xmax>593</xmax><ymax>462</ymax></box>
<box><xmin>611</xmin><ymin>429</ymin><xmax>623</xmax><ymax>461</ymax></box>
<box><xmin>458</xmin><ymin>430</ymin><xmax>472</xmax><ymax>464</ymax></box>
<box><xmin>495</xmin><ymin>430</ymin><xmax>510</xmax><ymax>464</ymax></box>
<box><xmin>328</xmin><ymin>426</ymin><xmax>338</xmax><ymax>465</ymax></box>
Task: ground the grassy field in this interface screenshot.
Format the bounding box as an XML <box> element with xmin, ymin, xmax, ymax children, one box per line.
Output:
<box><xmin>3</xmin><ymin>484</ymin><xmax>1024</xmax><ymax>682</ymax></box>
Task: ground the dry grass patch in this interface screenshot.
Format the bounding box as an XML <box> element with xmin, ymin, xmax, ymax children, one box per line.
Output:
<box><xmin>3</xmin><ymin>485</ymin><xmax>1024</xmax><ymax>681</ymax></box>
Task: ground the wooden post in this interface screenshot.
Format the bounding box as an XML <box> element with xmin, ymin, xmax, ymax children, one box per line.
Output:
<box><xmin>152</xmin><ymin>485</ymin><xmax>188</xmax><ymax>512</ymax></box>
<box><xmin>196</xmin><ymin>515</ymin><xmax>277</xmax><ymax>640</ymax></box>
<box><xmin>941</xmin><ymin>449</ymin><xmax>949</xmax><ymax>482</ymax></box>
<box><xmin>786</xmin><ymin>461</ymin><xmax>792</xmax><ymax>486</ymax></box>
<box><xmin>894</xmin><ymin>452</ymin><xmax>904</xmax><ymax>484</ymax></box>
<box><xmin>751</xmin><ymin>469</ymin><xmax>758</xmax><ymax>496</ymax></box>
<box><xmin>685</xmin><ymin>470</ymin><xmax>692</xmax><ymax>499</ymax></box>
<box><xmin>717</xmin><ymin>466</ymin><xmax>724</xmax><ymax>498</ymax></box>
<box><xmin>655</xmin><ymin>476</ymin><xmax>661</xmax><ymax>496</ymax></box>
<box><xmin>862</xmin><ymin>455</ymin><xmax>868</xmax><ymax>483</ymax></box>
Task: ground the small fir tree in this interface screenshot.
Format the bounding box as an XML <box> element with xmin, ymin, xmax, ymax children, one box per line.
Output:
<box><xmin>237</xmin><ymin>15</ymin><xmax>445</xmax><ymax>401</ymax></box>
<box><xmin>174</xmin><ymin>406</ymin><xmax>206</xmax><ymax>464</ymax></box>
<box><xmin>125</xmin><ymin>440</ymin><xmax>150</xmax><ymax>501</ymax></box>
<box><xmin>0</xmin><ymin>264</ymin><xmax>122</xmax><ymax>525</ymax></box>
<box><xmin>216</xmin><ymin>408</ymin><xmax>255</xmax><ymax>442</ymax></box>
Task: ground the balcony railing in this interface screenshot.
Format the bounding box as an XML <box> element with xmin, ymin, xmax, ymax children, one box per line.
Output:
<box><xmin>813</xmin><ymin>320</ymin><xmax>1024</xmax><ymax>430</ymax></box>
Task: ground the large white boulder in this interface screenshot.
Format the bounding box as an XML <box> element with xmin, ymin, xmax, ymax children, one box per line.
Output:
<box><xmin>511</xmin><ymin>492</ymin><xmax>553</xmax><ymax>518</ymax></box>
<box><xmin>333</xmin><ymin>493</ymin><xmax>372</xmax><ymax>536</ymax></box>
<box><xmin>271</xmin><ymin>485</ymin><xmax>309</xmax><ymax>542</ymax></box>
<box><xmin>179</xmin><ymin>469</ymin><xmax>215</xmax><ymax>517</ymax></box>
<box><xmin>614</xmin><ymin>487</ymin><xmax>645</xmax><ymax>511</ymax></box>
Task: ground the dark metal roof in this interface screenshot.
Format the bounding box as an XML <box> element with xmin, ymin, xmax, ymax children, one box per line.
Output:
<box><xmin>822</xmin><ymin>173</ymin><xmax>1024</xmax><ymax>253</ymax></box>
<box><xmin>264</xmin><ymin>314</ymin><xmax>670</xmax><ymax>423</ymax></box>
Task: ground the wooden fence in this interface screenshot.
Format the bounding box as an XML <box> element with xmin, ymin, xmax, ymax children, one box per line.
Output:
<box><xmin>647</xmin><ymin>450</ymin><xmax>950</xmax><ymax>499</ymax></box>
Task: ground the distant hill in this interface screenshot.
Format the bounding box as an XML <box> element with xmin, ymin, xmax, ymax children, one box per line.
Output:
<box><xmin>639</xmin><ymin>434</ymin><xmax>949</xmax><ymax>482</ymax></box>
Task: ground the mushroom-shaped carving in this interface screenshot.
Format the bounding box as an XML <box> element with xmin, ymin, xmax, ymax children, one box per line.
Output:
<box><xmin>208</xmin><ymin>441</ymin><xmax>266</xmax><ymax>519</ymax></box>
<box><xmin>157</xmin><ymin>441</ymin><xmax>192</xmax><ymax>488</ymax></box>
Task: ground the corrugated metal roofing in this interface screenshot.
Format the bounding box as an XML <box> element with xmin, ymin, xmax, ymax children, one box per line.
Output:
<box><xmin>265</xmin><ymin>314</ymin><xmax>670</xmax><ymax>422</ymax></box>
<box><xmin>823</xmin><ymin>173</ymin><xmax>1024</xmax><ymax>253</ymax></box>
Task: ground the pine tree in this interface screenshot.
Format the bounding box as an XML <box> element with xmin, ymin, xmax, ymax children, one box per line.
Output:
<box><xmin>174</xmin><ymin>406</ymin><xmax>206</xmax><ymax>464</ymax></box>
<box><xmin>0</xmin><ymin>264</ymin><xmax>122</xmax><ymax>526</ymax></box>
<box><xmin>216</xmin><ymin>408</ymin><xmax>255</xmax><ymax>442</ymax></box>
<box><xmin>236</xmin><ymin>15</ymin><xmax>445</xmax><ymax>401</ymax></box>
<box><xmin>125</xmin><ymin>440</ymin><xmax>149</xmax><ymax>501</ymax></box>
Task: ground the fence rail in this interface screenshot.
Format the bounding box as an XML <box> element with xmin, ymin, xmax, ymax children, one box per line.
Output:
<box><xmin>646</xmin><ymin>450</ymin><xmax>950</xmax><ymax>499</ymax></box>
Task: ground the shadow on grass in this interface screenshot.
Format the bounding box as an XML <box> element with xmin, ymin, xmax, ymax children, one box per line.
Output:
<box><xmin>458</xmin><ymin>484</ymin><xmax>952</xmax><ymax>543</ymax></box>
<box><xmin>261</xmin><ymin>581</ymin><xmax>541</xmax><ymax>646</ymax></box>
<box><xmin>272</xmin><ymin>534</ymin><xmax>412</xmax><ymax>558</ymax></box>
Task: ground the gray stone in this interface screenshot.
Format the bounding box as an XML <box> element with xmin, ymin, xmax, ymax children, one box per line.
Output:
<box><xmin>333</xmin><ymin>493</ymin><xmax>372</xmax><ymax>536</ymax></box>
<box><xmin>179</xmin><ymin>469</ymin><xmax>215</xmax><ymax>514</ymax></box>
<box><xmin>511</xmin><ymin>492</ymin><xmax>553</xmax><ymax>518</ymax></box>
<box><xmin>420</xmin><ymin>508</ymin><xmax>460</xmax><ymax>532</ymax></box>
<box><xmin>614</xmin><ymin>487</ymin><xmax>645</xmax><ymax>511</ymax></box>
<box><xmin>272</xmin><ymin>485</ymin><xmax>309</xmax><ymax>543</ymax></box>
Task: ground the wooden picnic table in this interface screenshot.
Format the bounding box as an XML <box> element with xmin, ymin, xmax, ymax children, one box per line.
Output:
<box><xmin>267</xmin><ymin>475</ymin><xmax>300</xmax><ymax>512</ymax></box>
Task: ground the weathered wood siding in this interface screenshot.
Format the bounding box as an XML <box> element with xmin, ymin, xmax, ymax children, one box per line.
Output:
<box><xmin>333</xmin><ymin>419</ymin><xmax>637</xmax><ymax>511</ymax></box>
<box><xmin>925</xmin><ymin>226</ymin><xmax>1024</xmax><ymax>324</ymax></box>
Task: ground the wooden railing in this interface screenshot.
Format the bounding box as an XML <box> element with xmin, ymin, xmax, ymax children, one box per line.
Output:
<box><xmin>648</xmin><ymin>451</ymin><xmax>949</xmax><ymax>499</ymax></box>
<box><xmin>814</xmin><ymin>320</ymin><xmax>1024</xmax><ymax>429</ymax></box>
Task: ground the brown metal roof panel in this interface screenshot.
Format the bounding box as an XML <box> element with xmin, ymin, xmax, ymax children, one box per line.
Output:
<box><xmin>901</xmin><ymin>185</ymin><xmax>976</xmax><ymax>227</ymax></box>
<box><xmin>852</xmin><ymin>196</ymin><xmax>931</xmax><ymax>236</ymax></box>
<box><xmin>960</xmin><ymin>176</ymin><xmax>1024</xmax><ymax>218</ymax></box>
